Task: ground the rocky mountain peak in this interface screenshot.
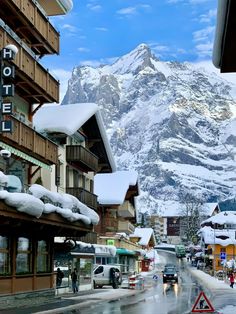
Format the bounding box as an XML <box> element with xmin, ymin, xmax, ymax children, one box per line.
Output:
<box><xmin>62</xmin><ymin>45</ymin><xmax>236</xmax><ymax>214</ymax></box>
<box><xmin>109</xmin><ymin>43</ymin><xmax>157</xmax><ymax>75</ymax></box>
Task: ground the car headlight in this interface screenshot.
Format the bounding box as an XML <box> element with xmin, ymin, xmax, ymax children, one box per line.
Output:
<box><xmin>163</xmin><ymin>274</ymin><xmax>167</xmax><ymax>276</ymax></box>
<box><xmin>174</xmin><ymin>274</ymin><xmax>177</xmax><ymax>277</ymax></box>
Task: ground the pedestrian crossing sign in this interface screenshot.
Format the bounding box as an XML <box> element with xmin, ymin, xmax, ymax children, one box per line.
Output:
<box><xmin>191</xmin><ymin>291</ymin><xmax>215</xmax><ymax>312</ymax></box>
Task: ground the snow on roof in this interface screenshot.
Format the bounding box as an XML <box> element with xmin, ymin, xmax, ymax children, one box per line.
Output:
<box><xmin>201</xmin><ymin>211</ymin><xmax>236</xmax><ymax>226</ymax></box>
<box><xmin>56</xmin><ymin>239</ymin><xmax>117</xmax><ymax>256</ymax></box>
<box><xmin>94</xmin><ymin>170</ymin><xmax>138</xmax><ymax>204</ymax></box>
<box><xmin>0</xmin><ymin>183</ymin><xmax>99</xmax><ymax>225</ymax></box>
<box><xmin>34</xmin><ymin>104</ymin><xmax>116</xmax><ymax>172</ymax></box>
<box><xmin>130</xmin><ymin>227</ymin><xmax>155</xmax><ymax>246</ymax></box>
<box><xmin>34</xmin><ymin>103</ymin><xmax>98</xmax><ymax>136</ymax></box>
<box><xmin>200</xmin><ymin>226</ymin><xmax>236</xmax><ymax>246</ymax></box>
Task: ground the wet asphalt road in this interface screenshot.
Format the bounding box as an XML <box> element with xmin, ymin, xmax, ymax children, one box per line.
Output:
<box><xmin>80</xmin><ymin>252</ymin><xmax>204</xmax><ymax>314</ymax></box>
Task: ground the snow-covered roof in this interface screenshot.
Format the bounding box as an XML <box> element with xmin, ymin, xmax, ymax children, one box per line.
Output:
<box><xmin>201</xmin><ymin>211</ymin><xmax>236</xmax><ymax>226</ymax></box>
<box><xmin>34</xmin><ymin>103</ymin><xmax>98</xmax><ymax>136</ymax></box>
<box><xmin>200</xmin><ymin>226</ymin><xmax>236</xmax><ymax>246</ymax></box>
<box><xmin>55</xmin><ymin>238</ymin><xmax>116</xmax><ymax>256</ymax></box>
<box><xmin>0</xmin><ymin>183</ymin><xmax>99</xmax><ymax>225</ymax></box>
<box><xmin>94</xmin><ymin>170</ymin><xmax>138</xmax><ymax>205</ymax></box>
<box><xmin>130</xmin><ymin>227</ymin><xmax>155</xmax><ymax>246</ymax></box>
<box><xmin>34</xmin><ymin>103</ymin><xmax>116</xmax><ymax>172</ymax></box>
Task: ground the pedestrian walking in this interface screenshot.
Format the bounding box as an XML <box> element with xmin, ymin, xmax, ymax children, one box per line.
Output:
<box><xmin>71</xmin><ymin>268</ymin><xmax>79</xmax><ymax>293</ymax></box>
<box><xmin>229</xmin><ymin>272</ymin><xmax>235</xmax><ymax>288</ymax></box>
<box><xmin>56</xmin><ymin>268</ymin><xmax>64</xmax><ymax>287</ymax></box>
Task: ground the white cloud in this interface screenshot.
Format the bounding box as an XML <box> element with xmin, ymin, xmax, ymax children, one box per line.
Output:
<box><xmin>61</xmin><ymin>24</ymin><xmax>79</xmax><ymax>33</ymax></box>
<box><xmin>116</xmin><ymin>4</ymin><xmax>151</xmax><ymax>17</ymax></box>
<box><xmin>49</xmin><ymin>69</ymin><xmax>72</xmax><ymax>103</ymax></box>
<box><xmin>193</xmin><ymin>26</ymin><xmax>215</xmax><ymax>42</ymax></box>
<box><xmin>77</xmin><ymin>47</ymin><xmax>90</xmax><ymax>52</ymax></box>
<box><xmin>87</xmin><ymin>4</ymin><xmax>102</xmax><ymax>11</ymax></box>
<box><xmin>117</xmin><ymin>7</ymin><xmax>137</xmax><ymax>16</ymax></box>
<box><xmin>200</xmin><ymin>9</ymin><xmax>217</xmax><ymax>23</ymax></box>
<box><xmin>95</xmin><ymin>27</ymin><xmax>108</xmax><ymax>32</ymax></box>
<box><xmin>195</xmin><ymin>42</ymin><xmax>213</xmax><ymax>58</ymax></box>
<box><xmin>79</xmin><ymin>57</ymin><xmax>118</xmax><ymax>68</ymax></box>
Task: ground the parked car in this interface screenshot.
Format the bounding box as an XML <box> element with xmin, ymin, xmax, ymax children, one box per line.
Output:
<box><xmin>162</xmin><ymin>264</ymin><xmax>178</xmax><ymax>284</ymax></box>
<box><xmin>93</xmin><ymin>265</ymin><xmax>122</xmax><ymax>289</ymax></box>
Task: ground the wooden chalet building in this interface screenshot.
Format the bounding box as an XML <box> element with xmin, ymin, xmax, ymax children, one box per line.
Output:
<box><xmin>33</xmin><ymin>103</ymin><xmax>116</xmax><ymax>292</ymax></box>
<box><xmin>0</xmin><ymin>0</ymin><xmax>98</xmax><ymax>308</ymax></box>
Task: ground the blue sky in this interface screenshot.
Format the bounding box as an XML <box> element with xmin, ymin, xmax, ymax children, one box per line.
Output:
<box><xmin>41</xmin><ymin>0</ymin><xmax>224</xmax><ymax>101</ymax></box>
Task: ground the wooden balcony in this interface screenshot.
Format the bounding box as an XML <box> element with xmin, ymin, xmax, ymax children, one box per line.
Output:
<box><xmin>104</xmin><ymin>217</ymin><xmax>118</xmax><ymax>232</ymax></box>
<box><xmin>66</xmin><ymin>187</ymin><xmax>98</xmax><ymax>210</ymax></box>
<box><xmin>118</xmin><ymin>201</ymin><xmax>135</xmax><ymax>218</ymax></box>
<box><xmin>118</xmin><ymin>220</ymin><xmax>135</xmax><ymax>234</ymax></box>
<box><xmin>1</xmin><ymin>115</ymin><xmax>58</xmax><ymax>165</ymax></box>
<box><xmin>66</xmin><ymin>145</ymin><xmax>98</xmax><ymax>173</ymax></box>
<box><xmin>0</xmin><ymin>0</ymin><xmax>60</xmax><ymax>56</ymax></box>
<box><xmin>38</xmin><ymin>0</ymin><xmax>73</xmax><ymax>16</ymax></box>
<box><xmin>0</xmin><ymin>23</ymin><xmax>59</xmax><ymax>104</ymax></box>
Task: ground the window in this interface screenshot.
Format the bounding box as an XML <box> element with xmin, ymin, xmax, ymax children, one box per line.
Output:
<box><xmin>94</xmin><ymin>266</ymin><xmax>103</xmax><ymax>274</ymax></box>
<box><xmin>16</xmin><ymin>237</ymin><xmax>32</xmax><ymax>274</ymax></box>
<box><xmin>37</xmin><ymin>240</ymin><xmax>49</xmax><ymax>273</ymax></box>
<box><xmin>0</xmin><ymin>236</ymin><xmax>10</xmax><ymax>275</ymax></box>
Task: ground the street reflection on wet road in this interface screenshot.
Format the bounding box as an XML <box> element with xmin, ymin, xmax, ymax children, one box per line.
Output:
<box><xmin>80</xmin><ymin>253</ymin><xmax>202</xmax><ymax>314</ymax></box>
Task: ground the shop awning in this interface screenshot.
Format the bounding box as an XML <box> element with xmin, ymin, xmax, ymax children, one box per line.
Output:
<box><xmin>116</xmin><ymin>248</ymin><xmax>135</xmax><ymax>256</ymax></box>
<box><xmin>0</xmin><ymin>141</ymin><xmax>51</xmax><ymax>170</ymax></box>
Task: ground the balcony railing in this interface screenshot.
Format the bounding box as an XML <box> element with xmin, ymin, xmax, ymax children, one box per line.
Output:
<box><xmin>1</xmin><ymin>116</ymin><xmax>58</xmax><ymax>165</ymax></box>
<box><xmin>118</xmin><ymin>201</ymin><xmax>135</xmax><ymax>218</ymax></box>
<box><xmin>66</xmin><ymin>187</ymin><xmax>98</xmax><ymax>210</ymax></box>
<box><xmin>38</xmin><ymin>0</ymin><xmax>73</xmax><ymax>16</ymax></box>
<box><xmin>66</xmin><ymin>145</ymin><xmax>98</xmax><ymax>173</ymax></box>
<box><xmin>0</xmin><ymin>22</ymin><xmax>59</xmax><ymax>104</ymax></box>
<box><xmin>118</xmin><ymin>221</ymin><xmax>135</xmax><ymax>234</ymax></box>
<box><xmin>0</xmin><ymin>0</ymin><xmax>59</xmax><ymax>55</ymax></box>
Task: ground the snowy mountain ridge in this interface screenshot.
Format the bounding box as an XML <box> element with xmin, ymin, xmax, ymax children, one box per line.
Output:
<box><xmin>62</xmin><ymin>44</ymin><xmax>236</xmax><ymax>214</ymax></box>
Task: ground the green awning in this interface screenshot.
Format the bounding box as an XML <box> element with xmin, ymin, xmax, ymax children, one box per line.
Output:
<box><xmin>116</xmin><ymin>248</ymin><xmax>135</xmax><ymax>256</ymax></box>
<box><xmin>0</xmin><ymin>141</ymin><xmax>51</xmax><ymax>170</ymax></box>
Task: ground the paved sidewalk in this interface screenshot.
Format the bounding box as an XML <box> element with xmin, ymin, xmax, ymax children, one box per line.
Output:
<box><xmin>0</xmin><ymin>287</ymin><xmax>146</xmax><ymax>314</ymax></box>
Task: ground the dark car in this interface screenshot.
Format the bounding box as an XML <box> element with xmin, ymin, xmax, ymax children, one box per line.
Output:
<box><xmin>162</xmin><ymin>264</ymin><xmax>178</xmax><ymax>284</ymax></box>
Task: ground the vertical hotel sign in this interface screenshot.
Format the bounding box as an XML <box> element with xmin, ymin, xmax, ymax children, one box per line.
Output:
<box><xmin>0</xmin><ymin>48</ymin><xmax>15</xmax><ymax>133</ymax></box>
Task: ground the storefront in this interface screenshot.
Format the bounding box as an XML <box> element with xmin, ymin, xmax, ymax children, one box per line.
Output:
<box><xmin>54</xmin><ymin>242</ymin><xmax>95</xmax><ymax>293</ymax></box>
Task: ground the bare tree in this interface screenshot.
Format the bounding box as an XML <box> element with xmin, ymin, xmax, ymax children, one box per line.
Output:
<box><xmin>178</xmin><ymin>191</ymin><xmax>205</xmax><ymax>243</ymax></box>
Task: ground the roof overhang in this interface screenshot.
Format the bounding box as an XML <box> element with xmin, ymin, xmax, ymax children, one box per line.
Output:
<box><xmin>213</xmin><ymin>0</ymin><xmax>236</xmax><ymax>72</ymax></box>
<box><xmin>37</xmin><ymin>0</ymin><xmax>73</xmax><ymax>16</ymax></box>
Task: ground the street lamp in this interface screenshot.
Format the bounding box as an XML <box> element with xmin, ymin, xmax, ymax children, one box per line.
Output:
<box><xmin>0</xmin><ymin>44</ymin><xmax>18</xmax><ymax>133</ymax></box>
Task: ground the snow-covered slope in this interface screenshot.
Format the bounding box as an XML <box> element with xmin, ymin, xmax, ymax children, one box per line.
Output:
<box><xmin>62</xmin><ymin>44</ymin><xmax>236</xmax><ymax>213</ymax></box>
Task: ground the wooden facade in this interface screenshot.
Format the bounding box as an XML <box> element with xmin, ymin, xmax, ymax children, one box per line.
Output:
<box><xmin>66</xmin><ymin>145</ymin><xmax>99</xmax><ymax>173</ymax></box>
<box><xmin>0</xmin><ymin>202</ymin><xmax>93</xmax><ymax>295</ymax></box>
<box><xmin>0</xmin><ymin>0</ymin><xmax>60</xmax><ymax>56</ymax></box>
<box><xmin>1</xmin><ymin>116</ymin><xmax>57</xmax><ymax>165</ymax></box>
<box><xmin>0</xmin><ymin>24</ymin><xmax>59</xmax><ymax>104</ymax></box>
<box><xmin>66</xmin><ymin>187</ymin><xmax>98</xmax><ymax>210</ymax></box>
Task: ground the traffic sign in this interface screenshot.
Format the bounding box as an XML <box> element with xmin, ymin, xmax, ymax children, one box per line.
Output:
<box><xmin>192</xmin><ymin>291</ymin><xmax>215</xmax><ymax>312</ymax></box>
<box><xmin>220</xmin><ymin>252</ymin><xmax>226</xmax><ymax>260</ymax></box>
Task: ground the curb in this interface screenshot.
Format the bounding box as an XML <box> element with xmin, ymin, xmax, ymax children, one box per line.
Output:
<box><xmin>34</xmin><ymin>288</ymin><xmax>147</xmax><ymax>314</ymax></box>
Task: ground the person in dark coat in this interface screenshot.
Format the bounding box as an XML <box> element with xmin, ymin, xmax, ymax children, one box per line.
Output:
<box><xmin>56</xmin><ymin>268</ymin><xmax>64</xmax><ymax>287</ymax></box>
<box><xmin>71</xmin><ymin>268</ymin><xmax>79</xmax><ymax>293</ymax></box>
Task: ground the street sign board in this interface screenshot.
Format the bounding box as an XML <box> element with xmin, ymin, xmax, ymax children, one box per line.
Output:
<box><xmin>192</xmin><ymin>291</ymin><xmax>215</xmax><ymax>313</ymax></box>
<box><xmin>220</xmin><ymin>252</ymin><xmax>226</xmax><ymax>260</ymax></box>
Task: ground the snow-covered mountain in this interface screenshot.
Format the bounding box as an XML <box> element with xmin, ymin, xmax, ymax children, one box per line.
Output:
<box><xmin>62</xmin><ymin>44</ymin><xmax>236</xmax><ymax>214</ymax></box>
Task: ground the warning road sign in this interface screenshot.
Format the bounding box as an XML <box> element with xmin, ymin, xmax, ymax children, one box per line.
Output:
<box><xmin>191</xmin><ymin>291</ymin><xmax>215</xmax><ymax>312</ymax></box>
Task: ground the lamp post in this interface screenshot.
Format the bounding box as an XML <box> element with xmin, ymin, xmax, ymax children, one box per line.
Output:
<box><xmin>0</xmin><ymin>44</ymin><xmax>18</xmax><ymax>133</ymax></box>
